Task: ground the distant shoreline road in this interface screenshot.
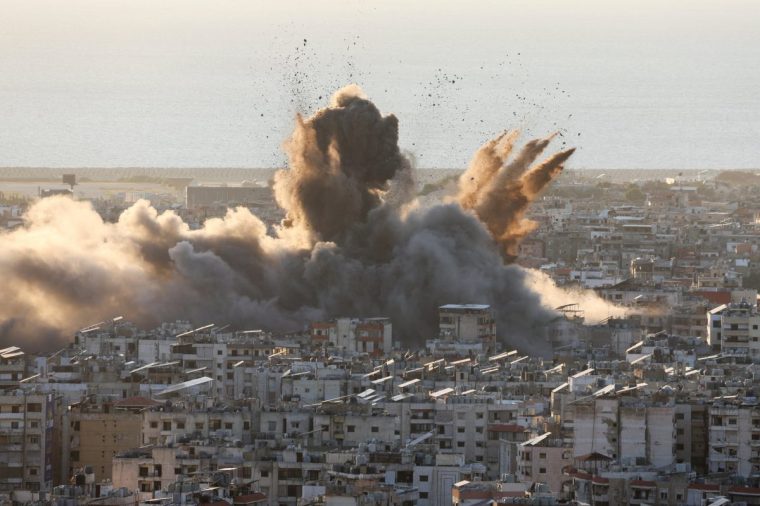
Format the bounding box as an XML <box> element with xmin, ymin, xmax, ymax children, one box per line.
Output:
<box><xmin>0</xmin><ymin>167</ymin><xmax>746</xmax><ymax>184</ymax></box>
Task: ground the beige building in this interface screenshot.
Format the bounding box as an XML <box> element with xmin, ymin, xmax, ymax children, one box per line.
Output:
<box><xmin>111</xmin><ymin>446</ymin><xmax>180</xmax><ymax>501</ymax></box>
<box><xmin>517</xmin><ymin>433</ymin><xmax>573</xmax><ymax>497</ymax></box>
<box><xmin>66</xmin><ymin>397</ymin><xmax>148</xmax><ymax>482</ymax></box>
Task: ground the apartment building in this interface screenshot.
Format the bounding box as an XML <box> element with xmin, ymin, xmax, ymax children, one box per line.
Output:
<box><xmin>65</xmin><ymin>397</ymin><xmax>147</xmax><ymax>483</ymax></box>
<box><xmin>0</xmin><ymin>392</ymin><xmax>56</xmax><ymax>495</ymax></box>
<box><xmin>438</xmin><ymin>304</ymin><xmax>495</xmax><ymax>345</ymax></box>
<box><xmin>707</xmin><ymin>300</ymin><xmax>760</xmax><ymax>358</ymax></box>
<box><xmin>309</xmin><ymin>317</ymin><xmax>393</xmax><ymax>356</ymax></box>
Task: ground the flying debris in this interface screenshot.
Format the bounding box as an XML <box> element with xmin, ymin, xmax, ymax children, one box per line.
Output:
<box><xmin>0</xmin><ymin>85</ymin><xmax>617</xmax><ymax>354</ymax></box>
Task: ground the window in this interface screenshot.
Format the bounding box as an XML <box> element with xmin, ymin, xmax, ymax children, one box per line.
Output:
<box><xmin>261</xmin><ymin>470</ymin><xmax>269</xmax><ymax>477</ymax></box>
<box><xmin>27</xmin><ymin>403</ymin><xmax>41</xmax><ymax>412</ymax></box>
<box><xmin>162</xmin><ymin>421</ymin><xmax>171</xmax><ymax>431</ymax></box>
<box><xmin>347</xmin><ymin>425</ymin><xmax>356</xmax><ymax>433</ymax></box>
<box><xmin>539</xmin><ymin>467</ymin><xmax>546</xmax><ymax>473</ymax></box>
<box><xmin>176</xmin><ymin>421</ymin><xmax>185</xmax><ymax>430</ymax></box>
<box><xmin>419</xmin><ymin>475</ymin><xmax>429</xmax><ymax>482</ymax></box>
<box><xmin>267</xmin><ymin>421</ymin><xmax>276</xmax><ymax>432</ymax></box>
<box><xmin>371</xmin><ymin>426</ymin><xmax>379</xmax><ymax>433</ymax></box>
<box><xmin>150</xmin><ymin>421</ymin><xmax>158</xmax><ymax>429</ymax></box>
<box><xmin>420</xmin><ymin>492</ymin><xmax>428</xmax><ymax>499</ymax></box>
<box><xmin>539</xmin><ymin>452</ymin><xmax>546</xmax><ymax>459</ymax></box>
<box><xmin>457</xmin><ymin>441</ymin><xmax>465</xmax><ymax>447</ymax></box>
<box><xmin>458</xmin><ymin>427</ymin><xmax>465</xmax><ymax>433</ymax></box>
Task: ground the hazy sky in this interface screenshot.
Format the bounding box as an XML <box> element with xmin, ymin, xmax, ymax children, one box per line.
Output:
<box><xmin>1</xmin><ymin>0</ymin><xmax>759</xmax><ymax>169</ymax></box>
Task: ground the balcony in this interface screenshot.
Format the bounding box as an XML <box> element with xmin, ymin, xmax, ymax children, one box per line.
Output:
<box><xmin>0</xmin><ymin>413</ymin><xmax>26</xmax><ymax>420</ymax></box>
<box><xmin>708</xmin><ymin>454</ymin><xmax>738</xmax><ymax>463</ymax></box>
<box><xmin>710</xmin><ymin>425</ymin><xmax>738</xmax><ymax>432</ymax></box>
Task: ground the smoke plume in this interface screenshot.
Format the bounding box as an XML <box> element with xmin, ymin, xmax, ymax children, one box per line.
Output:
<box><xmin>0</xmin><ymin>86</ymin><xmax>617</xmax><ymax>353</ymax></box>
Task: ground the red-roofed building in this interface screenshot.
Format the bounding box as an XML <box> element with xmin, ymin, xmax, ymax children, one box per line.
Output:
<box><xmin>692</xmin><ymin>290</ymin><xmax>733</xmax><ymax>306</ymax></box>
<box><xmin>233</xmin><ymin>492</ymin><xmax>267</xmax><ymax>505</ymax></box>
<box><xmin>728</xmin><ymin>486</ymin><xmax>760</xmax><ymax>505</ymax></box>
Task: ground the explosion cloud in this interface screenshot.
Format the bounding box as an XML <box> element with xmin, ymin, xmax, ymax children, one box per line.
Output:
<box><xmin>0</xmin><ymin>85</ymin><xmax>616</xmax><ymax>353</ymax></box>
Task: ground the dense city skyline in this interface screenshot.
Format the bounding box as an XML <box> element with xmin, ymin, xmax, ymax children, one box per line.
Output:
<box><xmin>3</xmin><ymin>2</ymin><xmax>760</xmax><ymax>505</ymax></box>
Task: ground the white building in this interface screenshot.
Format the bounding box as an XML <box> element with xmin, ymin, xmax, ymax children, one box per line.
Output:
<box><xmin>438</xmin><ymin>305</ymin><xmax>495</xmax><ymax>344</ymax></box>
<box><xmin>707</xmin><ymin>300</ymin><xmax>760</xmax><ymax>358</ymax></box>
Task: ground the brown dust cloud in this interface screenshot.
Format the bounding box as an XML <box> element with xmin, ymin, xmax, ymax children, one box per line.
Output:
<box><xmin>0</xmin><ymin>86</ymin><xmax>623</xmax><ymax>353</ymax></box>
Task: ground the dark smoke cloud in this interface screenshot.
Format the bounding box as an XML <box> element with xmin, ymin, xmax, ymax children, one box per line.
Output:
<box><xmin>0</xmin><ymin>85</ymin><xmax>612</xmax><ymax>353</ymax></box>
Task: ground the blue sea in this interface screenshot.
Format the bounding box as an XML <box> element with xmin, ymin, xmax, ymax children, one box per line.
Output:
<box><xmin>1</xmin><ymin>0</ymin><xmax>758</xmax><ymax>171</ymax></box>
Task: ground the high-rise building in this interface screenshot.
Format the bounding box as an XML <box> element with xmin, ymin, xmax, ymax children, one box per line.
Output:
<box><xmin>0</xmin><ymin>392</ymin><xmax>56</xmax><ymax>495</ymax></box>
